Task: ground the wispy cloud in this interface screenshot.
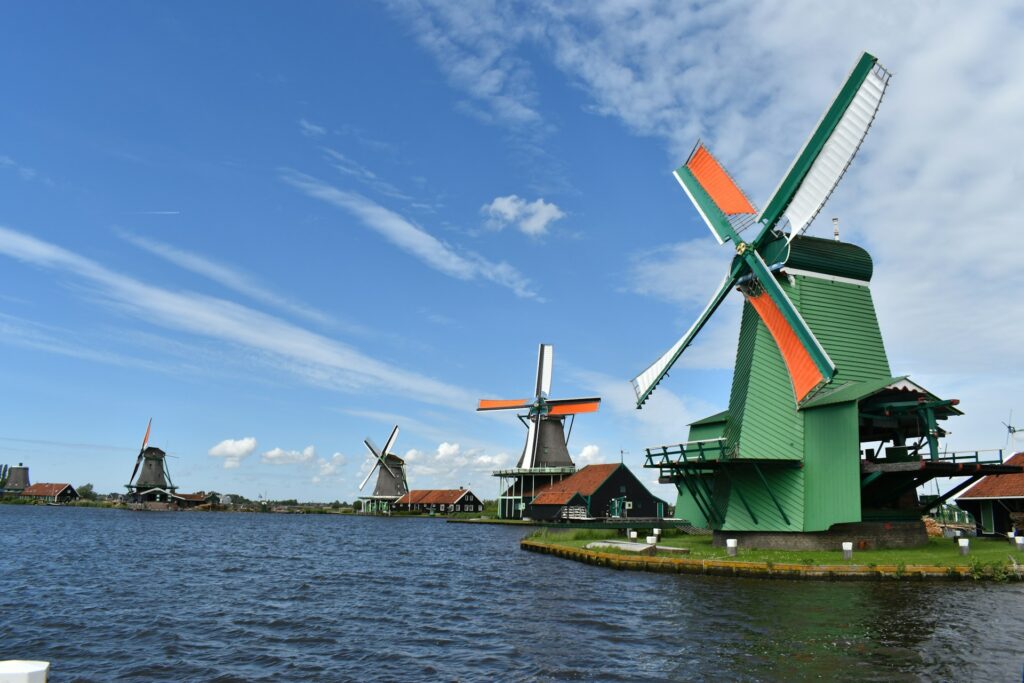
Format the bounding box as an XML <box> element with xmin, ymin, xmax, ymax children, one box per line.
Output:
<box><xmin>322</xmin><ymin>148</ymin><xmax>411</xmax><ymax>201</ymax></box>
<box><xmin>118</xmin><ymin>230</ymin><xmax>332</xmax><ymax>325</ymax></box>
<box><xmin>0</xmin><ymin>225</ymin><xmax>476</xmax><ymax>409</ymax></box>
<box><xmin>299</xmin><ymin>118</ymin><xmax>327</xmax><ymax>137</ymax></box>
<box><xmin>482</xmin><ymin>195</ymin><xmax>565</xmax><ymax>236</ymax></box>
<box><xmin>1</xmin><ymin>154</ymin><xmax>49</xmax><ymax>184</ymax></box>
<box><xmin>282</xmin><ymin>171</ymin><xmax>541</xmax><ymax>300</ymax></box>
<box><xmin>0</xmin><ymin>312</ymin><xmax>179</xmax><ymax>375</ymax></box>
<box><xmin>386</xmin><ymin>1</ymin><xmax>543</xmax><ymax>128</ymax></box>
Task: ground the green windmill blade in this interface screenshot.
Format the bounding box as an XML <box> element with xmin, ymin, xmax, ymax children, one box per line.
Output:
<box><xmin>634</xmin><ymin>51</ymin><xmax>890</xmax><ymax>409</ymax></box>
<box><xmin>737</xmin><ymin>248</ymin><xmax>836</xmax><ymax>402</ymax></box>
<box><xmin>632</xmin><ymin>270</ymin><xmax>741</xmax><ymax>408</ymax></box>
<box><xmin>755</xmin><ymin>52</ymin><xmax>891</xmax><ymax>245</ymax></box>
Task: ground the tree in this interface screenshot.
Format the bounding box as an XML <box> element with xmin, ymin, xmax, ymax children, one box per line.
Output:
<box><xmin>78</xmin><ymin>483</ymin><xmax>98</xmax><ymax>501</ymax></box>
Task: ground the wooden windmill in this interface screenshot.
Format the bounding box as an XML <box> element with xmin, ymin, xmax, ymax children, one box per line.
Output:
<box><xmin>358</xmin><ymin>425</ymin><xmax>408</xmax><ymax>515</ymax></box>
<box><xmin>125</xmin><ymin>418</ymin><xmax>178</xmax><ymax>507</ymax></box>
<box><xmin>479</xmin><ymin>343</ymin><xmax>601</xmax><ymax>518</ymax></box>
<box><xmin>634</xmin><ymin>52</ymin><xmax>1021</xmax><ymax>548</ymax></box>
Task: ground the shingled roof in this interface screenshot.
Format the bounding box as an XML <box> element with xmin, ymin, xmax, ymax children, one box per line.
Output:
<box><xmin>529</xmin><ymin>463</ymin><xmax>620</xmax><ymax>505</ymax></box>
<box><xmin>958</xmin><ymin>453</ymin><xmax>1024</xmax><ymax>499</ymax></box>
<box><xmin>21</xmin><ymin>483</ymin><xmax>74</xmax><ymax>498</ymax></box>
<box><xmin>396</xmin><ymin>489</ymin><xmax>471</xmax><ymax>505</ymax></box>
<box><xmin>531</xmin><ymin>489</ymin><xmax>586</xmax><ymax>506</ymax></box>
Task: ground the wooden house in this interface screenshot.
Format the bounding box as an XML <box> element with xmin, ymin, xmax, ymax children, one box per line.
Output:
<box><xmin>523</xmin><ymin>463</ymin><xmax>668</xmax><ymax>521</ymax></box>
<box><xmin>394</xmin><ymin>488</ymin><xmax>483</xmax><ymax>514</ymax></box>
<box><xmin>20</xmin><ymin>483</ymin><xmax>79</xmax><ymax>504</ymax></box>
<box><xmin>956</xmin><ymin>452</ymin><xmax>1024</xmax><ymax>536</ymax></box>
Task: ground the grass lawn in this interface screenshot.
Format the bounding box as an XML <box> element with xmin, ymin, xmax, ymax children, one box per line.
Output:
<box><xmin>527</xmin><ymin>528</ymin><xmax>1023</xmax><ymax>569</ymax></box>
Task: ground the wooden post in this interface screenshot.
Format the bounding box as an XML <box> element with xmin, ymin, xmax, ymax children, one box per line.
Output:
<box><xmin>726</xmin><ymin>538</ymin><xmax>738</xmax><ymax>557</ymax></box>
<box><xmin>958</xmin><ymin>538</ymin><xmax>970</xmax><ymax>556</ymax></box>
<box><xmin>842</xmin><ymin>541</ymin><xmax>853</xmax><ymax>560</ymax></box>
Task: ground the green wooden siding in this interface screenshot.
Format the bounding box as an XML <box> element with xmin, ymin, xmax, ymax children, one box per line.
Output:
<box><xmin>802</xmin><ymin>403</ymin><xmax>862</xmax><ymax>531</ymax></box>
<box><xmin>796</xmin><ymin>276</ymin><xmax>891</xmax><ymax>384</ymax></box>
<box><xmin>673</xmin><ymin>481</ymin><xmax>710</xmax><ymax>526</ymax></box>
<box><xmin>718</xmin><ymin>465</ymin><xmax>803</xmax><ymax>532</ymax></box>
<box><xmin>688</xmin><ymin>418</ymin><xmax>727</xmax><ymax>443</ymax></box>
<box><xmin>727</xmin><ymin>278</ymin><xmax>805</xmax><ymax>460</ymax></box>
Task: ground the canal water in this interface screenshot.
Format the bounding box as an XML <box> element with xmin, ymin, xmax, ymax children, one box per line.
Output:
<box><xmin>2</xmin><ymin>506</ymin><xmax>1023</xmax><ymax>681</ymax></box>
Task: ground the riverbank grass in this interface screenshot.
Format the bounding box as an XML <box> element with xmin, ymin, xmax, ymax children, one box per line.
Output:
<box><xmin>527</xmin><ymin>528</ymin><xmax>1021</xmax><ymax>569</ymax></box>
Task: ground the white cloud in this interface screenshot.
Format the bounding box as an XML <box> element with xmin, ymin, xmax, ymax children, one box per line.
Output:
<box><xmin>385</xmin><ymin>1</ymin><xmax>543</xmax><ymax>128</ymax></box>
<box><xmin>321</xmin><ymin>148</ymin><xmax>411</xmax><ymax>201</ymax></box>
<box><xmin>118</xmin><ymin>231</ymin><xmax>332</xmax><ymax>325</ymax></box>
<box><xmin>625</xmin><ymin>238</ymin><xmax>741</xmax><ymax>372</ymax></box>
<box><xmin>208</xmin><ymin>437</ymin><xmax>258</xmax><ymax>469</ymax></box>
<box><xmin>482</xmin><ymin>195</ymin><xmax>565</xmax><ymax>236</ymax></box>
<box><xmin>0</xmin><ymin>225</ymin><xmax>475</xmax><ymax>409</ymax></box>
<box><xmin>282</xmin><ymin>171</ymin><xmax>541</xmax><ymax>300</ymax></box>
<box><xmin>575</xmin><ymin>443</ymin><xmax>603</xmax><ymax>465</ymax></box>
<box><xmin>262</xmin><ymin>445</ymin><xmax>316</xmax><ymax>465</ymax></box>
<box><xmin>403</xmin><ymin>441</ymin><xmax>510</xmax><ymax>479</ymax></box>
<box><xmin>313</xmin><ymin>452</ymin><xmax>346</xmax><ymax>484</ymax></box>
<box><xmin>299</xmin><ymin>118</ymin><xmax>326</xmax><ymax>137</ymax></box>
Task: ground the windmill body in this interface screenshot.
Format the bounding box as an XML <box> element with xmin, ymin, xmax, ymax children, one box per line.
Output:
<box><xmin>358</xmin><ymin>425</ymin><xmax>409</xmax><ymax>515</ymax></box>
<box><xmin>479</xmin><ymin>344</ymin><xmax>601</xmax><ymax>519</ymax></box>
<box><xmin>635</xmin><ymin>52</ymin><xmax>1022</xmax><ymax>548</ymax></box>
<box><xmin>125</xmin><ymin>420</ymin><xmax>179</xmax><ymax>508</ymax></box>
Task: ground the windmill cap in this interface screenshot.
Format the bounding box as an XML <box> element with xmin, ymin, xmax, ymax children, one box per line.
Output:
<box><xmin>786</xmin><ymin>235</ymin><xmax>873</xmax><ymax>282</ymax></box>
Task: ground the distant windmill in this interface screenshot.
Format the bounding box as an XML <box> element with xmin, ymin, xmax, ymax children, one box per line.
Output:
<box><xmin>1004</xmin><ymin>411</ymin><xmax>1022</xmax><ymax>449</ymax></box>
<box><xmin>478</xmin><ymin>344</ymin><xmax>601</xmax><ymax>518</ymax></box>
<box><xmin>358</xmin><ymin>425</ymin><xmax>408</xmax><ymax>515</ymax></box>
<box><xmin>478</xmin><ymin>343</ymin><xmax>601</xmax><ymax>469</ymax></box>
<box><xmin>126</xmin><ymin>418</ymin><xmax>177</xmax><ymax>506</ymax></box>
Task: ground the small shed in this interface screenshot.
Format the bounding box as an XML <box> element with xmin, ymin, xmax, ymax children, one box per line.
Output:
<box><xmin>21</xmin><ymin>483</ymin><xmax>79</xmax><ymax>504</ymax></box>
<box><xmin>523</xmin><ymin>463</ymin><xmax>668</xmax><ymax>521</ymax></box>
<box><xmin>956</xmin><ymin>452</ymin><xmax>1024</xmax><ymax>536</ymax></box>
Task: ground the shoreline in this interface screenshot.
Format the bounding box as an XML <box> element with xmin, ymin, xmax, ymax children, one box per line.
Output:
<box><xmin>521</xmin><ymin>539</ymin><xmax>1024</xmax><ymax>582</ymax></box>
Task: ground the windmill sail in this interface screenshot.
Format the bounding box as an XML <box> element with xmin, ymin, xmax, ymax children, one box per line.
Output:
<box><xmin>674</xmin><ymin>142</ymin><xmax>758</xmax><ymax>245</ymax></box>
<box><xmin>758</xmin><ymin>52</ymin><xmax>891</xmax><ymax>241</ymax></box>
<box><xmin>632</xmin><ymin>272</ymin><xmax>738</xmax><ymax>407</ymax></box>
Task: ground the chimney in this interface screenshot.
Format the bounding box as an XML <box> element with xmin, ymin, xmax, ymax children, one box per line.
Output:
<box><xmin>832</xmin><ymin>217</ymin><xmax>840</xmax><ymax>242</ymax></box>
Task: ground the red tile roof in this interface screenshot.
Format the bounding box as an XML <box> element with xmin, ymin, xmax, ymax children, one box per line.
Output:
<box><xmin>959</xmin><ymin>453</ymin><xmax>1024</xmax><ymax>499</ymax></box>
<box><xmin>528</xmin><ymin>464</ymin><xmax>620</xmax><ymax>506</ymax></box>
<box><xmin>174</xmin><ymin>493</ymin><xmax>207</xmax><ymax>502</ymax></box>
<box><xmin>397</xmin><ymin>489</ymin><xmax>471</xmax><ymax>505</ymax></box>
<box><xmin>531</xmin><ymin>489</ymin><xmax>585</xmax><ymax>506</ymax></box>
<box><xmin>21</xmin><ymin>483</ymin><xmax>74</xmax><ymax>498</ymax></box>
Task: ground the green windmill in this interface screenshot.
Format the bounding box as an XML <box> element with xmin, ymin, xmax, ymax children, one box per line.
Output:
<box><xmin>633</xmin><ymin>52</ymin><xmax>1020</xmax><ymax>548</ymax></box>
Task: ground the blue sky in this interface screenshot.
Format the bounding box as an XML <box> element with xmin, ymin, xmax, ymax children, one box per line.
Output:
<box><xmin>1</xmin><ymin>2</ymin><xmax>1022</xmax><ymax>502</ymax></box>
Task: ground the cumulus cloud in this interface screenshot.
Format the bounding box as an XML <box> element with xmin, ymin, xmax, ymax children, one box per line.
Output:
<box><xmin>262</xmin><ymin>445</ymin><xmax>317</xmax><ymax>465</ymax></box>
<box><xmin>575</xmin><ymin>444</ymin><xmax>603</xmax><ymax>465</ymax></box>
<box><xmin>404</xmin><ymin>442</ymin><xmax>510</xmax><ymax>478</ymax></box>
<box><xmin>313</xmin><ymin>452</ymin><xmax>346</xmax><ymax>484</ymax></box>
<box><xmin>208</xmin><ymin>437</ymin><xmax>258</xmax><ymax>469</ymax></box>
<box><xmin>482</xmin><ymin>195</ymin><xmax>565</xmax><ymax>236</ymax></box>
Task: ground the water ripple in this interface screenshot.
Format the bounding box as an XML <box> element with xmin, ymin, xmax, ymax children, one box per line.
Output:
<box><xmin>2</xmin><ymin>506</ymin><xmax>1024</xmax><ymax>681</ymax></box>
